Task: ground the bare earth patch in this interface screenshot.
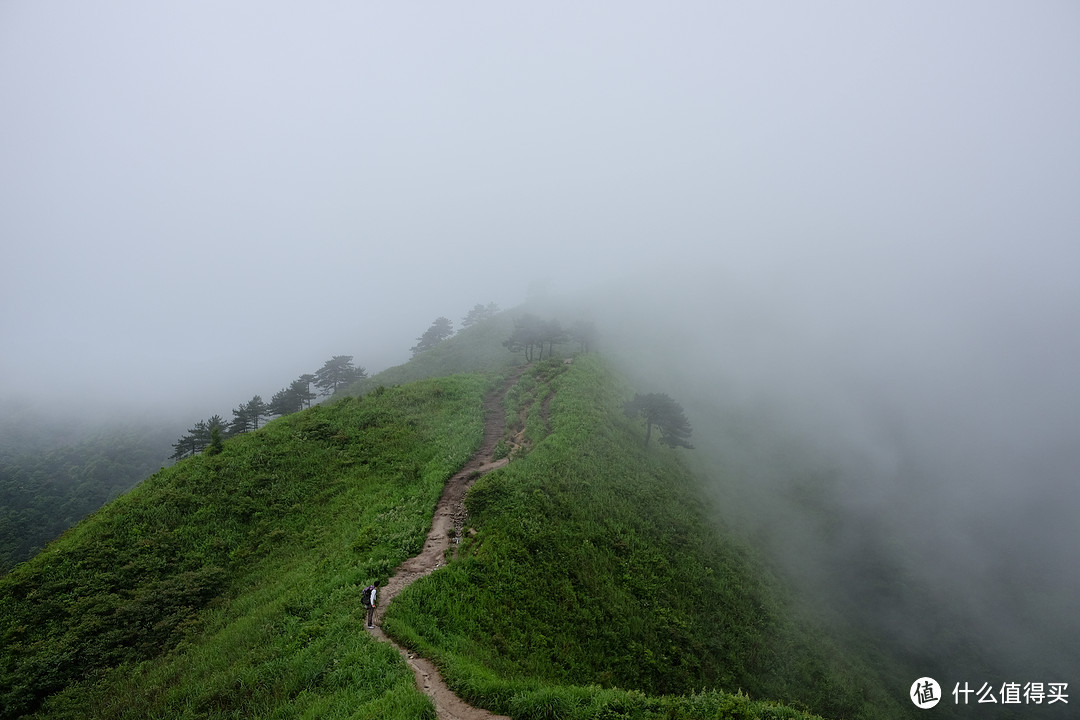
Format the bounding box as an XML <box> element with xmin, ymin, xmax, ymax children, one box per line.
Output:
<box><xmin>366</xmin><ymin>369</ymin><xmax>524</xmax><ymax>720</ymax></box>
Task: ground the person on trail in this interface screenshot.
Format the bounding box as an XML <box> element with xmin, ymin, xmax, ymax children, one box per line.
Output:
<box><xmin>362</xmin><ymin>580</ymin><xmax>379</xmax><ymax>628</ymax></box>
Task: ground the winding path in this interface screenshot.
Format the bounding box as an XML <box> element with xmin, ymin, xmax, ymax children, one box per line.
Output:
<box><xmin>365</xmin><ymin>369</ymin><xmax>524</xmax><ymax>720</ymax></box>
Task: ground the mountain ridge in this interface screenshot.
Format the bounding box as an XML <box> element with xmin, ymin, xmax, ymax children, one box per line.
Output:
<box><xmin>2</xmin><ymin>312</ymin><xmax>917</xmax><ymax>719</ymax></box>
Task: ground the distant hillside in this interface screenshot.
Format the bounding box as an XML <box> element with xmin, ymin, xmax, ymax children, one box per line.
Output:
<box><xmin>0</xmin><ymin>425</ymin><xmax>175</xmax><ymax>574</ymax></box>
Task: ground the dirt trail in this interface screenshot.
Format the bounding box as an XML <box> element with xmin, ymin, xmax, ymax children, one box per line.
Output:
<box><xmin>366</xmin><ymin>369</ymin><xmax>524</xmax><ymax>720</ymax></box>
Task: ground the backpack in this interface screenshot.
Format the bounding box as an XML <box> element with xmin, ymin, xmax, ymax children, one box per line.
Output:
<box><xmin>361</xmin><ymin>584</ymin><xmax>375</xmax><ymax>607</ymax></box>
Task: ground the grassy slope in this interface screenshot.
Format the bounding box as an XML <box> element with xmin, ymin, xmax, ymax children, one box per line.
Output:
<box><xmin>0</xmin><ymin>375</ymin><xmax>491</xmax><ymax>719</ymax></box>
<box><xmin>1</xmin><ymin>314</ymin><xmax>915</xmax><ymax>720</ymax></box>
<box><xmin>347</xmin><ymin>312</ymin><xmax>520</xmax><ymax>396</ymax></box>
<box><xmin>384</xmin><ymin>355</ymin><xmax>910</xmax><ymax>720</ymax></box>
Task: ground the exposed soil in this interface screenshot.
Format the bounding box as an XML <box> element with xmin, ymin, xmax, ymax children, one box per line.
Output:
<box><xmin>540</xmin><ymin>391</ymin><xmax>553</xmax><ymax>434</ymax></box>
<box><xmin>366</xmin><ymin>369</ymin><xmax>525</xmax><ymax>720</ymax></box>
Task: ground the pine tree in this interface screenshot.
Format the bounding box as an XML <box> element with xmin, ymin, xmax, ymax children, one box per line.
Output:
<box><xmin>623</xmin><ymin>393</ymin><xmax>694</xmax><ymax>449</ymax></box>
<box><xmin>461</xmin><ymin>302</ymin><xmax>499</xmax><ymax>327</ymax></box>
<box><xmin>230</xmin><ymin>397</ymin><xmax>270</xmax><ymax>435</ymax></box>
<box><xmin>313</xmin><ymin>356</ymin><xmax>366</xmax><ymax>396</ymax></box>
<box><xmin>268</xmin><ymin>387</ymin><xmax>302</xmax><ymax>417</ymax></box>
<box><xmin>410</xmin><ymin>317</ymin><xmax>455</xmax><ymax>356</ymax></box>
<box><xmin>503</xmin><ymin>313</ymin><xmax>543</xmax><ymax>362</ymax></box>
<box><xmin>292</xmin><ymin>374</ymin><xmax>317</xmax><ymax>408</ymax></box>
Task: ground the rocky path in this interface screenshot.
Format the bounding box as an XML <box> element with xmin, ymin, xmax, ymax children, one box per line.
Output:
<box><xmin>365</xmin><ymin>369</ymin><xmax>524</xmax><ymax>720</ymax></box>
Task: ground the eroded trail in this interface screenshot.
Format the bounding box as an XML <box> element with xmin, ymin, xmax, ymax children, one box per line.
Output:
<box><xmin>365</xmin><ymin>369</ymin><xmax>524</xmax><ymax>720</ymax></box>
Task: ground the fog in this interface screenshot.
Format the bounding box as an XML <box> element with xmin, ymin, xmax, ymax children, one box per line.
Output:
<box><xmin>577</xmin><ymin>258</ymin><xmax>1080</xmax><ymax>686</ymax></box>
<box><xmin>3</xmin><ymin>0</ymin><xmax>1078</xmax><ymax>691</ymax></box>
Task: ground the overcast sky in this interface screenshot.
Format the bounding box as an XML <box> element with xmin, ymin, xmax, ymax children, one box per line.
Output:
<box><xmin>2</xmin><ymin>2</ymin><xmax>1078</xmax><ymax>426</ymax></box>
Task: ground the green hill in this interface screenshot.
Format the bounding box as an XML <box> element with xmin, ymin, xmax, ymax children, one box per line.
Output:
<box><xmin>0</xmin><ymin>425</ymin><xmax>175</xmax><ymax>574</ymax></box>
<box><xmin>1</xmin><ymin>315</ymin><xmax>914</xmax><ymax>719</ymax></box>
<box><xmin>347</xmin><ymin>311</ymin><xmax>521</xmax><ymax>395</ymax></box>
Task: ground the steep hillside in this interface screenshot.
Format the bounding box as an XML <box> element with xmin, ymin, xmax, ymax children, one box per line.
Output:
<box><xmin>0</xmin><ymin>375</ymin><xmax>492</xmax><ymax>719</ymax></box>
<box><xmin>1</xmin><ymin>315</ymin><xmax>919</xmax><ymax>719</ymax></box>
<box><xmin>383</xmin><ymin>355</ymin><xmax>908</xmax><ymax>719</ymax></box>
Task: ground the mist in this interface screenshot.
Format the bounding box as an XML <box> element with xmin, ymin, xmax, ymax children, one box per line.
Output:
<box><xmin>3</xmin><ymin>0</ymin><xmax>1079</xmax><ymax>696</ymax></box>
<box><xmin>568</xmin><ymin>253</ymin><xmax>1079</xmax><ymax>683</ymax></box>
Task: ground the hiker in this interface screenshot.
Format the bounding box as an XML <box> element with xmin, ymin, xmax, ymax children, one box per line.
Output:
<box><xmin>362</xmin><ymin>580</ymin><xmax>379</xmax><ymax>628</ymax></box>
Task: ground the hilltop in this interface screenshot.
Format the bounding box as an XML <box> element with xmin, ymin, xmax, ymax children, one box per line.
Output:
<box><xmin>1</xmin><ymin>311</ymin><xmax>916</xmax><ymax>719</ymax></box>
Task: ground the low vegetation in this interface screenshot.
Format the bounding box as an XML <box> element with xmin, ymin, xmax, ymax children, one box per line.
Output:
<box><xmin>0</xmin><ymin>428</ymin><xmax>174</xmax><ymax>573</ymax></box>
<box><xmin>2</xmin><ymin>312</ymin><xmax>920</xmax><ymax>719</ymax></box>
<box><xmin>346</xmin><ymin>311</ymin><xmax>519</xmax><ymax>395</ymax></box>
<box><xmin>383</xmin><ymin>356</ymin><xmax>908</xmax><ymax>719</ymax></box>
<box><xmin>0</xmin><ymin>375</ymin><xmax>491</xmax><ymax>719</ymax></box>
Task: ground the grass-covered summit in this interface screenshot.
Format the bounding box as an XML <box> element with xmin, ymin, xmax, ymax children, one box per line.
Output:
<box><xmin>384</xmin><ymin>354</ymin><xmax>907</xmax><ymax>719</ymax></box>
<box><xmin>1</xmin><ymin>312</ymin><xmax>912</xmax><ymax>719</ymax></box>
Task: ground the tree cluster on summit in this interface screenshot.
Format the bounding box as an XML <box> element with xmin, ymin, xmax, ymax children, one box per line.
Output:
<box><xmin>170</xmin><ymin>355</ymin><xmax>365</xmax><ymax>460</ymax></box>
<box><xmin>171</xmin><ymin>302</ymin><xmax>504</xmax><ymax>461</ymax></box>
<box><xmin>503</xmin><ymin>314</ymin><xmax>597</xmax><ymax>362</ymax></box>
<box><xmin>170</xmin><ymin>304</ymin><xmax>623</xmax><ymax>462</ymax></box>
<box><xmin>409</xmin><ymin>302</ymin><xmax>502</xmax><ymax>357</ymax></box>
<box><xmin>461</xmin><ymin>301</ymin><xmax>500</xmax><ymax>328</ymax></box>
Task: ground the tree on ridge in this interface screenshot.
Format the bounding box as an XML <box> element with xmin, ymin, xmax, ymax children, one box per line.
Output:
<box><xmin>269</xmin><ymin>375</ymin><xmax>318</xmax><ymax>417</ymax></box>
<box><xmin>503</xmin><ymin>314</ymin><xmax>567</xmax><ymax>362</ymax></box>
<box><xmin>231</xmin><ymin>395</ymin><xmax>269</xmax><ymax>434</ymax></box>
<box><xmin>623</xmin><ymin>393</ymin><xmax>694</xmax><ymax>449</ymax></box>
<box><xmin>314</xmin><ymin>356</ymin><xmax>366</xmax><ymax>396</ymax></box>
<box><xmin>411</xmin><ymin>317</ymin><xmax>455</xmax><ymax>356</ymax></box>
<box><xmin>503</xmin><ymin>313</ymin><xmax>543</xmax><ymax>362</ymax></box>
<box><xmin>461</xmin><ymin>302</ymin><xmax>499</xmax><ymax>328</ymax></box>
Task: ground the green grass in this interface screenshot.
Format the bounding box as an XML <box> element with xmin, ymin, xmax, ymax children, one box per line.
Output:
<box><xmin>383</xmin><ymin>356</ymin><xmax>908</xmax><ymax>720</ymax></box>
<box><xmin>346</xmin><ymin>312</ymin><xmax>519</xmax><ymax>396</ymax></box>
<box><xmin>1</xmin><ymin>312</ymin><xmax>919</xmax><ymax>720</ymax></box>
<box><xmin>0</xmin><ymin>375</ymin><xmax>490</xmax><ymax>719</ymax></box>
